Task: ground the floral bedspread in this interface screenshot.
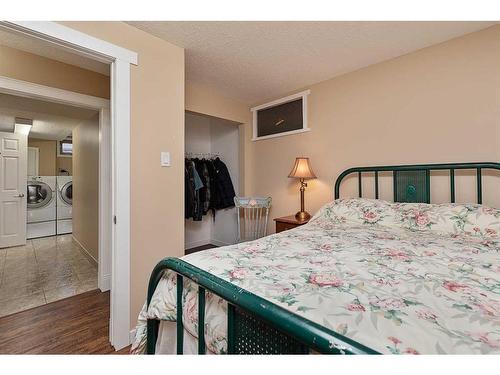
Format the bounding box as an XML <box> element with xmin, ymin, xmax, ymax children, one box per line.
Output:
<box><xmin>132</xmin><ymin>199</ymin><xmax>500</xmax><ymax>354</ymax></box>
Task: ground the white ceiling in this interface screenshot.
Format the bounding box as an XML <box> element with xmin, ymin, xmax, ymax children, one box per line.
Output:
<box><xmin>128</xmin><ymin>21</ymin><xmax>496</xmax><ymax>103</ymax></box>
<box><xmin>0</xmin><ymin>93</ymin><xmax>98</xmax><ymax>140</ymax></box>
<box><xmin>0</xmin><ymin>28</ymin><xmax>110</xmax><ymax>76</ymax></box>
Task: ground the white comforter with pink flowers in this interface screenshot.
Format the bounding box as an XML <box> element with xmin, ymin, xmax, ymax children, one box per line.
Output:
<box><xmin>132</xmin><ymin>198</ymin><xmax>500</xmax><ymax>354</ymax></box>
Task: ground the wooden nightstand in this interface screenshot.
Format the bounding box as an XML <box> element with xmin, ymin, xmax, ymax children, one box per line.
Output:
<box><xmin>274</xmin><ymin>215</ymin><xmax>310</xmax><ymax>233</ymax></box>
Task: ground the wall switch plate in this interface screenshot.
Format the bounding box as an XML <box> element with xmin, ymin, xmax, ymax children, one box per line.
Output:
<box><xmin>161</xmin><ymin>151</ymin><xmax>171</xmax><ymax>167</ymax></box>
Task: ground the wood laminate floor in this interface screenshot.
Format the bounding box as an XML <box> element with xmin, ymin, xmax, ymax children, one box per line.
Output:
<box><xmin>0</xmin><ymin>289</ymin><xmax>130</xmax><ymax>354</ymax></box>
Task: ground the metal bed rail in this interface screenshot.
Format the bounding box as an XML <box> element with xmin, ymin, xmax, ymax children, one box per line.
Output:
<box><xmin>146</xmin><ymin>257</ymin><xmax>378</xmax><ymax>355</ymax></box>
<box><xmin>334</xmin><ymin>162</ymin><xmax>500</xmax><ymax>203</ymax></box>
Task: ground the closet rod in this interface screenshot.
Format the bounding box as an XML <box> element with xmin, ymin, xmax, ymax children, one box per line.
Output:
<box><xmin>185</xmin><ymin>152</ymin><xmax>220</xmax><ymax>158</ymax></box>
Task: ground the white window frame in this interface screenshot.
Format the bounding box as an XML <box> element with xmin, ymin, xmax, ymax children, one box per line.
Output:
<box><xmin>0</xmin><ymin>21</ymin><xmax>137</xmax><ymax>351</ymax></box>
<box><xmin>250</xmin><ymin>89</ymin><xmax>311</xmax><ymax>141</ymax></box>
<box><xmin>57</xmin><ymin>139</ymin><xmax>73</xmax><ymax>158</ymax></box>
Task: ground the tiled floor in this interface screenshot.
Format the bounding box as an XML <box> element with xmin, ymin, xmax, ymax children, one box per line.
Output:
<box><xmin>0</xmin><ymin>235</ymin><xmax>98</xmax><ymax>318</ymax></box>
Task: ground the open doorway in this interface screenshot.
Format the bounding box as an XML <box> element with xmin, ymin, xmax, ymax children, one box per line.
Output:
<box><xmin>0</xmin><ymin>21</ymin><xmax>136</xmax><ymax>350</ymax></box>
<box><xmin>184</xmin><ymin>111</ymin><xmax>241</xmax><ymax>255</ymax></box>
<box><xmin>0</xmin><ymin>91</ymin><xmax>103</xmax><ymax>316</ymax></box>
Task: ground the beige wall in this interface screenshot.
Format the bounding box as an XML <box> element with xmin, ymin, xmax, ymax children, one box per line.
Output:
<box><xmin>57</xmin><ymin>156</ymin><xmax>73</xmax><ymax>175</ymax></box>
<box><xmin>59</xmin><ymin>22</ymin><xmax>185</xmax><ymax>328</ymax></box>
<box><xmin>72</xmin><ymin>114</ymin><xmax>99</xmax><ymax>261</ymax></box>
<box><xmin>27</xmin><ymin>138</ymin><xmax>73</xmax><ymax>176</ymax></box>
<box><xmin>0</xmin><ymin>45</ymin><xmax>110</xmax><ymax>99</ymax></box>
<box><xmin>245</xmin><ymin>25</ymin><xmax>500</xmax><ymax>233</ymax></box>
<box><xmin>28</xmin><ymin>138</ymin><xmax>56</xmax><ymax>175</ymax></box>
<box><xmin>186</xmin><ymin>81</ymin><xmax>252</xmax><ymax>194</ymax></box>
<box><xmin>186</xmin><ymin>81</ymin><xmax>250</xmax><ymax>124</ymax></box>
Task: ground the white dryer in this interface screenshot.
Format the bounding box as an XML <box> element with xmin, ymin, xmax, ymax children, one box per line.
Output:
<box><xmin>27</xmin><ymin>176</ymin><xmax>57</xmax><ymax>239</ymax></box>
<box><xmin>56</xmin><ymin>175</ymin><xmax>73</xmax><ymax>234</ymax></box>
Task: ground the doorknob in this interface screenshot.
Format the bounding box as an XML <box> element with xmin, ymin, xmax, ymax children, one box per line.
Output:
<box><xmin>15</xmin><ymin>193</ymin><xmax>25</xmax><ymax>198</ymax></box>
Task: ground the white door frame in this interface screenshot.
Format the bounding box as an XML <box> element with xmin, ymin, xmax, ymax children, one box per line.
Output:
<box><xmin>0</xmin><ymin>21</ymin><xmax>137</xmax><ymax>350</ymax></box>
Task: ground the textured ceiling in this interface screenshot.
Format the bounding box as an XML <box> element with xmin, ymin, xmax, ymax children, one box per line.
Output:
<box><xmin>0</xmin><ymin>28</ymin><xmax>110</xmax><ymax>76</ymax></box>
<box><xmin>0</xmin><ymin>93</ymin><xmax>98</xmax><ymax>140</ymax></box>
<box><xmin>128</xmin><ymin>21</ymin><xmax>496</xmax><ymax>103</ymax></box>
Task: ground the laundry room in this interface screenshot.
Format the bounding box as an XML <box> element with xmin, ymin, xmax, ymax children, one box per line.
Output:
<box><xmin>0</xmin><ymin>92</ymin><xmax>101</xmax><ymax>317</ymax></box>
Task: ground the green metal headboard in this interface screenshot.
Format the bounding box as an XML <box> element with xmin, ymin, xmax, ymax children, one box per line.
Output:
<box><xmin>334</xmin><ymin>162</ymin><xmax>500</xmax><ymax>204</ymax></box>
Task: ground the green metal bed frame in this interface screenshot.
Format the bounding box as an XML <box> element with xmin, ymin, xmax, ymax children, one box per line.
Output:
<box><xmin>146</xmin><ymin>162</ymin><xmax>500</xmax><ymax>355</ymax></box>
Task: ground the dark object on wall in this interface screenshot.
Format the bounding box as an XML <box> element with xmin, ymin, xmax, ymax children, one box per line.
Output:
<box><xmin>256</xmin><ymin>98</ymin><xmax>303</xmax><ymax>137</ymax></box>
<box><xmin>251</xmin><ymin>90</ymin><xmax>310</xmax><ymax>141</ymax></box>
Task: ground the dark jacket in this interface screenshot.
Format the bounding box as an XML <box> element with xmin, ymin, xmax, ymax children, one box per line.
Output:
<box><xmin>185</xmin><ymin>159</ymin><xmax>202</xmax><ymax>221</ymax></box>
<box><xmin>185</xmin><ymin>157</ymin><xmax>235</xmax><ymax>220</ymax></box>
<box><xmin>194</xmin><ymin>158</ymin><xmax>210</xmax><ymax>215</ymax></box>
<box><xmin>212</xmin><ymin>157</ymin><xmax>236</xmax><ymax>210</ymax></box>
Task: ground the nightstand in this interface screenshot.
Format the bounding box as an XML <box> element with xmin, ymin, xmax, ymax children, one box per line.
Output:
<box><xmin>274</xmin><ymin>215</ymin><xmax>310</xmax><ymax>233</ymax></box>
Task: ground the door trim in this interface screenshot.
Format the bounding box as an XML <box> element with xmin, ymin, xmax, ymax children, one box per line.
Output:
<box><xmin>0</xmin><ymin>19</ymin><xmax>136</xmax><ymax>350</ymax></box>
<box><xmin>0</xmin><ymin>75</ymin><xmax>110</xmax><ymax>109</ymax></box>
<box><xmin>0</xmin><ymin>21</ymin><xmax>137</xmax><ymax>64</ymax></box>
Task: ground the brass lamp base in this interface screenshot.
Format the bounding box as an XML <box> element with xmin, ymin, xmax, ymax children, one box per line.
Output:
<box><xmin>295</xmin><ymin>211</ymin><xmax>311</xmax><ymax>221</ymax></box>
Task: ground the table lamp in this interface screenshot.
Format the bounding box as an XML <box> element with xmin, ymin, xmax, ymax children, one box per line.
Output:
<box><xmin>288</xmin><ymin>157</ymin><xmax>317</xmax><ymax>221</ymax></box>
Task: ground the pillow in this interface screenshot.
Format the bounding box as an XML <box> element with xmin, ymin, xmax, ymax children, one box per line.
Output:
<box><xmin>458</xmin><ymin>204</ymin><xmax>500</xmax><ymax>238</ymax></box>
<box><xmin>393</xmin><ymin>202</ymin><xmax>500</xmax><ymax>237</ymax></box>
<box><xmin>311</xmin><ymin>198</ymin><xmax>398</xmax><ymax>226</ymax></box>
<box><xmin>393</xmin><ymin>202</ymin><xmax>443</xmax><ymax>232</ymax></box>
<box><xmin>312</xmin><ymin>198</ymin><xmax>500</xmax><ymax>238</ymax></box>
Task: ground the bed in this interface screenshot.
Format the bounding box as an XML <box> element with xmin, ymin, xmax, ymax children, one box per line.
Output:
<box><xmin>132</xmin><ymin>162</ymin><xmax>500</xmax><ymax>355</ymax></box>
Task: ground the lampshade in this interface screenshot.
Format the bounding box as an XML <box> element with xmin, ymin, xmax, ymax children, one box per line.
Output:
<box><xmin>288</xmin><ymin>157</ymin><xmax>317</xmax><ymax>179</ymax></box>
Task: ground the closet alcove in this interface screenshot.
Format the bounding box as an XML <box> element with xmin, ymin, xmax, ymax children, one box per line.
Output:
<box><xmin>184</xmin><ymin>111</ymin><xmax>241</xmax><ymax>253</ymax></box>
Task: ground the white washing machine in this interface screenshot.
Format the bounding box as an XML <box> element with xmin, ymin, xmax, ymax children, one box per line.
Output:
<box><xmin>57</xmin><ymin>176</ymin><xmax>73</xmax><ymax>234</ymax></box>
<box><xmin>27</xmin><ymin>176</ymin><xmax>57</xmax><ymax>239</ymax></box>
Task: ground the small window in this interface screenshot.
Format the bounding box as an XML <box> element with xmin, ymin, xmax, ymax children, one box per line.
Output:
<box><xmin>251</xmin><ymin>90</ymin><xmax>310</xmax><ymax>141</ymax></box>
<box><xmin>59</xmin><ymin>140</ymin><xmax>73</xmax><ymax>156</ymax></box>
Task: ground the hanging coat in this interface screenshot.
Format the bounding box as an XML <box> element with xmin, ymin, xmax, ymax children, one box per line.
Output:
<box><xmin>185</xmin><ymin>159</ymin><xmax>203</xmax><ymax>221</ymax></box>
<box><xmin>212</xmin><ymin>157</ymin><xmax>236</xmax><ymax>210</ymax></box>
<box><xmin>194</xmin><ymin>158</ymin><xmax>210</xmax><ymax>215</ymax></box>
<box><xmin>184</xmin><ymin>160</ymin><xmax>196</xmax><ymax>219</ymax></box>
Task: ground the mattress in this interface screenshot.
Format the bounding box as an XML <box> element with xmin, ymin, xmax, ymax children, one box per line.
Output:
<box><xmin>132</xmin><ymin>198</ymin><xmax>500</xmax><ymax>354</ymax></box>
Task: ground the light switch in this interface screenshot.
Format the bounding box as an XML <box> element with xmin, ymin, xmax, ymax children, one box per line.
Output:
<box><xmin>161</xmin><ymin>152</ymin><xmax>171</xmax><ymax>167</ymax></box>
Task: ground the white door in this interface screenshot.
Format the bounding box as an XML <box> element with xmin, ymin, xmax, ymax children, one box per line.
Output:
<box><xmin>0</xmin><ymin>131</ymin><xmax>27</xmax><ymax>248</ymax></box>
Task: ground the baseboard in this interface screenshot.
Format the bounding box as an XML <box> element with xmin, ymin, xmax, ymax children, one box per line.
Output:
<box><xmin>185</xmin><ymin>238</ymin><xmax>234</xmax><ymax>250</ymax></box>
<box><xmin>210</xmin><ymin>239</ymin><xmax>232</xmax><ymax>247</ymax></box>
<box><xmin>72</xmin><ymin>235</ymin><xmax>98</xmax><ymax>266</ymax></box>
<box><xmin>129</xmin><ymin>329</ymin><xmax>136</xmax><ymax>345</ymax></box>
<box><xmin>99</xmin><ymin>273</ymin><xmax>111</xmax><ymax>292</ymax></box>
<box><xmin>185</xmin><ymin>239</ymin><xmax>212</xmax><ymax>250</ymax></box>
